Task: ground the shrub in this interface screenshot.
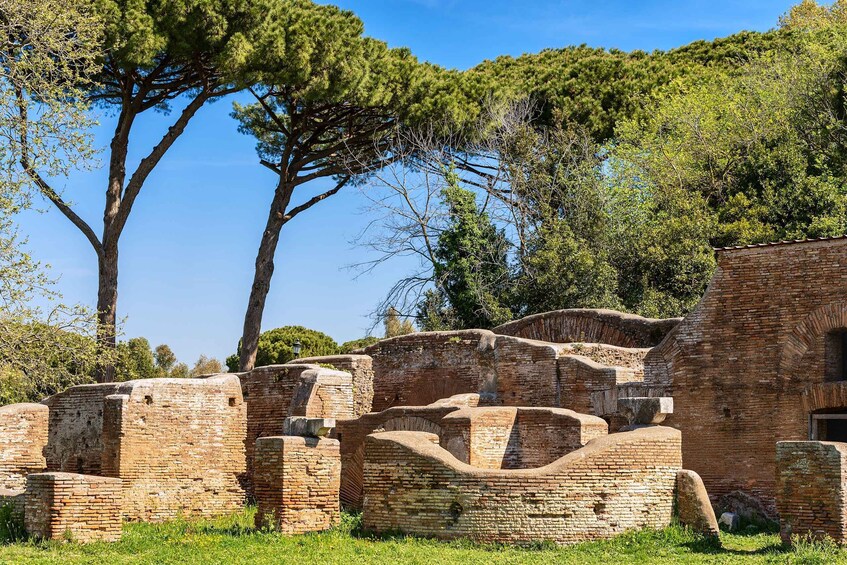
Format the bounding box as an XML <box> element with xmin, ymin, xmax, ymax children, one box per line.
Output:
<box><xmin>226</xmin><ymin>326</ymin><xmax>340</xmax><ymax>372</ymax></box>
<box><xmin>339</xmin><ymin>337</ymin><xmax>379</xmax><ymax>353</ymax></box>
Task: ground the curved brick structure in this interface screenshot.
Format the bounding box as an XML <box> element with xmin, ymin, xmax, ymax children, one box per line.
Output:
<box><xmin>494</xmin><ymin>309</ymin><xmax>681</xmax><ymax>348</ymax></box>
<box><xmin>0</xmin><ymin>403</ymin><xmax>48</xmax><ymax>490</ymax></box>
<box><xmin>644</xmin><ymin>237</ymin><xmax>847</xmax><ymax>511</ymax></box>
<box><xmin>362</xmin><ymin>426</ymin><xmax>682</xmax><ymax>545</ymax></box>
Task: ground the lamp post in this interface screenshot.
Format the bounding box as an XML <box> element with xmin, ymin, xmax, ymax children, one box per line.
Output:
<box><xmin>293</xmin><ymin>339</ymin><xmax>302</xmax><ymax>359</ymax></box>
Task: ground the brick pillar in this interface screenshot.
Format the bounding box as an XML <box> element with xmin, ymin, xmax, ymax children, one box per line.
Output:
<box><xmin>25</xmin><ymin>473</ymin><xmax>122</xmax><ymax>543</ymax></box>
<box><xmin>776</xmin><ymin>441</ymin><xmax>847</xmax><ymax>544</ymax></box>
<box><xmin>254</xmin><ymin>436</ymin><xmax>340</xmax><ymax>534</ymax></box>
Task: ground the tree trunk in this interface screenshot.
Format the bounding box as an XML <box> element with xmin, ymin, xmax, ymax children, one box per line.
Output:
<box><xmin>96</xmin><ymin>249</ymin><xmax>119</xmax><ymax>382</ymax></box>
<box><xmin>239</xmin><ymin>185</ymin><xmax>291</xmax><ymax>372</ymax></box>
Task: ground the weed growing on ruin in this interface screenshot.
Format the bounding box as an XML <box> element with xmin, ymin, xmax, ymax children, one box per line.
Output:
<box><xmin>0</xmin><ymin>503</ymin><xmax>25</xmax><ymax>544</ymax></box>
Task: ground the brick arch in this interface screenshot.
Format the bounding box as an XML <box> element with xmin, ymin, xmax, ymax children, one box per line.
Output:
<box><xmin>779</xmin><ymin>301</ymin><xmax>847</xmax><ymax>380</ymax></box>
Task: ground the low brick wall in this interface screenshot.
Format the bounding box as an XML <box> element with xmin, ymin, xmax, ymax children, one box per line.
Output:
<box><xmin>559</xmin><ymin>355</ymin><xmax>643</xmax><ymax>415</ymax></box>
<box><xmin>254</xmin><ymin>436</ymin><xmax>340</xmax><ymax>534</ymax></box>
<box><xmin>776</xmin><ymin>441</ymin><xmax>847</xmax><ymax>544</ymax></box>
<box><xmin>439</xmin><ymin>407</ymin><xmax>607</xmax><ymax>469</ymax></box>
<box><xmin>0</xmin><ymin>403</ymin><xmax>48</xmax><ymax>490</ymax></box>
<box><xmin>293</xmin><ymin>355</ymin><xmax>374</xmax><ymax>417</ymax></box>
<box><xmin>363</xmin><ymin>426</ymin><xmax>681</xmax><ymax>545</ymax></box>
<box><xmin>493</xmin><ymin>309</ymin><xmax>681</xmax><ymax>348</ymax></box>
<box><xmin>25</xmin><ymin>473</ymin><xmax>122</xmax><ymax>543</ymax></box>
<box><xmin>336</xmin><ymin>404</ymin><xmax>465</xmax><ymax>509</ymax></box>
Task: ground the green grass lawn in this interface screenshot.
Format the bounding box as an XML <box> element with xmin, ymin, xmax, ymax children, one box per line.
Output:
<box><xmin>0</xmin><ymin>508</ymin><xmax>844</xmax><ymax>564</ymax></box>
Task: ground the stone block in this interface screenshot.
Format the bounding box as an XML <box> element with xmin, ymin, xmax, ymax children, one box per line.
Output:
<box><xmin>617</xmin><ymin>397</ymin><xmax>673</xmax><ymax>426</ymax></box>
<box><xmin>283</xmin><ymin>416</ymin><xmax>336</xmax><ymax>437</ymax></box>
<box><xmin>676</xmin><ymin>470</ymin><xmax>719</xmax><ymax>538</ymax></box>
<box><xmin>25</xmin><ymin>473</ymin><xmax>122</xmax><ymax>543</ymax></box>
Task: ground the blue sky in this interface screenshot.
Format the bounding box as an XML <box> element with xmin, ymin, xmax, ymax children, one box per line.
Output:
<box><xmin>16</xmin><ymin>0</ymin><xmax>798</xmax><ymax>365</ymax></box>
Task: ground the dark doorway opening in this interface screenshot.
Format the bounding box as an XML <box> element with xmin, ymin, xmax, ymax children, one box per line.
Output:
<box><xmin>811</xmin><ymin>411</ymin><xmax>847</xmax><ymax>441</ymax></box>
<box><xmin>825</xmin><ymin>329</ymin><xmax>847</xmax><ymax>382</ymax></box>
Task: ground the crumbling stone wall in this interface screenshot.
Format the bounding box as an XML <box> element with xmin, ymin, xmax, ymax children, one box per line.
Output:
<box><xmin>558</xmin><ymin>356</ymin><xmax>643</xmax><ymax>415</ymax></box>
<box><xmin>494</xmin><ymin>309</ymin><xmax>681</xmax><ymax>348</ymax></box>
<box><xmin>0</xmin><ymin>403</ymin><xmax>48</xmax><ymax>490</ymax></box>
<box><xmin>363</xmin><ymin>426</ymin><xmax>681</xmax><ymax>545</ymax></box>
<box><xmin>776</xmin><ymin>441</ymin><xmax>847</xmax><ymax>544</ymax></box>
<box><xmin>253</xmin><ymin>436</ymin><xmax>340</xmax><ymax>533</ymax></box>
<box><xmin>439</xmin><ymin>407</ymin><xmax>607</xmax><ymax>469</ymax></box>
<box><xmin>25</xmin><ymin>473</ymin><xmax>122</xmax><ymax>543</ymax></box>
<box><xmin>644</xmin><ymin>238</ymin><xmax>847</xmax><ymax>510</ymax></box>
<box><xmin>293</xmin><ymin>355</ymin><xmax>374</xmax><ymax>417</ymax></box>
<box><xmin>363</xmin><ymin>331</ymin><xmax>496</xmax><ymax>411</ymax></box>
<box><xmin>99</xmin><ymin>376</ymin><xmax>246</xmax><ymax>521</ymax></box>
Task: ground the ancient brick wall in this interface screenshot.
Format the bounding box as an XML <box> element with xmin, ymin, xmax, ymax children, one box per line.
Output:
<box><xmin>362</xmin><ymin>426</ymin><xmax>681</xmax><ymax>545</ymax></box>
<box><xmin>776</xmin><ymin>441</ymin><xmax>847</xmax><ymax>544</ymax></box>
<box><xmin>0</xmin><ymin>403</ymin><xmax>48</xmax><ymax>490</ymax></box>
<box><xmin>644</xmin><ymin>238</ymin><xmax>847</xmax><ymax>510</ymax></box>
<box><xmin>363</xmin><ymin>331</ymin><xmax>497</xmax><ymax>411</ymax></box>
<box><xmin>44</xmin><ymin>383</ymin><xmax>125</xmax><ymax>475</ymax></box>
<box><xmin>492</xmin><ymin>336</ymin><xmax>562</xmax><ymax>406</ymax></box>
<box><xmin>293</xmin><ymin>355</ymin><xmax>374</xmax><ymax>417</ymax></box>
<box><xmin>238</xmin><ymin>364</ymin><xmax>318</xmax><ymax>493</ymax></box>
<box><xmin>288</xmin><ymin>368</ymin><xmax>354</xmax><ymax>420</ymax></box>
<box><xmin>439</xmin><ymin>407</ymin><xmax>607</xmax><ymax>469</ymax></box>
<box><xmin>253</xmin><ymin>436</ymin><xmax>340</xmax><ymax>534</ymax></box>
<box><xmin>558</xmin><ymin>356</ymin><xmax>643</xmax><ymax>415</ymax></box>
<box><xmin>99</xmin><ymin>375</ymin><xmax>246</xmax><ymax>521</ymax></box>
<box><xmin>336</xmin><ymin>404</ymin><xmax>465</xmax><ymax>508</ymax></box>
<box><xmin>494</xmin><ymin>309</ymin><xmax>681</xmax><ymax>348</ymax></box>
<box><xmin>25</xmin><ymin>473</ymin><xmax>122</xmax><ymax>543</ymax></box>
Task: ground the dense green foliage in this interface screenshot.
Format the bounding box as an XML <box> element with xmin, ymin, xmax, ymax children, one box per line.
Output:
<box><xmin>468</xmin><ymin>31</ymin><xmax>783</xmax><ymax>143</ymax></box>
<box><xmin>226</xmin><ymin>326</ymin><xmax>340</xmax><ymax>371</ymax></box>
<box><xmin>0</xmin><ymin>508</ymin><xmax>843</xmax><ymax>564</ymax></box>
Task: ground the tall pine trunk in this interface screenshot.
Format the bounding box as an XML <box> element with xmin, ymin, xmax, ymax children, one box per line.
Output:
<box><xmin>239</xmin><ymin>184</ymin><xmax>291</xmax><ymax>371</ymax></box>
<box><xmin>96</xmin><ymin>250</ymin><xmax>119</xmax><ymax>382</ymax></box>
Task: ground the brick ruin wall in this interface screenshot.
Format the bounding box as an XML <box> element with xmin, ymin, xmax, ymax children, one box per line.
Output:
<box><xmin>363</xmin><ymin>331</ymin><xmax>496</xmax><ymax>411</ymax></box>
<box><xmin>362</xmin><ymin>426</ymin><xmax>682</xmax><ymax>545</ymax></box>
<box><xmin>25</xmin><ymin>472</ymin><xmax>122</xmax><ymax>543</ymax></box>
<box><xmin>292</xmin><ymin>355</ymin><xmax>374</xmax><ymax>417</ymax></box>
<box><xmin>439</xmin><ymin>407</ymin><xmax>608</xmax><ymax>469</ymax></box>
<box><xmin>42</xmin><ymin>376</ymin><xmax>246</xmax><ymax>522</ymax></box>
<box><xmin>0</xmin><ymin>403</ymin><xmax>48</xmax><ymax>490</ymax></box>
<box><xmin>336</xmin><ymin>404</ymin><xmax>467</xmax><ymax>508</ymax></box>
<box><xmin>494</xmin><ymin>308</ymin><xmax>681</xmax><ymax>348</ymax></box>
<box><xmin>363</xmin><ymin>331</ymin><xmax>648</xmax><ymax>416</ymax></box>
<box><xmin>643</xmin><ymin>238</ymin><xmax>847</xmax><ymax>511</ymax></box>
<box><xmin>776</xmin><ymin>441</ymin><xmax>847</xmax><ymax>544</ymax></box>
<box><xmin>99</xmin><ymin>376</ymin><xmax>246</xmax><ymax>521</ymax></box>
<box><xmin>288</xmin><ymin>368</ymin><xmax>354</xmax><ymax>420</ymax></box>
<box><xmin>254</xmin><ymin>436</ymin><xmax>340</xmax><ymax>534</ymax></box>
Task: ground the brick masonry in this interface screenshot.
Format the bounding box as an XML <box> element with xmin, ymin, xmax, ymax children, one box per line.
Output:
<box><xmin>292</xmin><ymin>355</ymin><xmax>374</xmax><ymax>417</ymax></box>
<box><xmin>362</xmin><ymin>426</ymin><xmax>682</xmax><ymax>545</ymax></box>
<box><xmin>776</xmin><ymin>441</ymin><xmax>847</xmax><ymax>544</ymax></box>
<box><xmin>0</xmin><ymin>403</ymin><xmax>48</xmax><ymax>490</ymax></box>
<box><xmin>439</xmin><ymin>407</ymin><xmax>608</xmax><ymax>470</ymax></box>
<box><xmin>253</xmin><ymin>436</ymin><xmax>340</xmax><ymax>534</ymax></box>
<box><xmin>494</xmin><ymin>308</ymin><xmax>681</xmax><ymax>348</ymax></box>
<box><xmin>99</xmin><ymin>376</ymin><xmax>246</xmax><ymax>521</ymax></box>
<box><xmin>43</xmin><ymin>376</ymin><xmax>246</xmax><ymax>522</ymax></box>
<box><xmin>644</xmin><ymin>238</ymin><xmax>847</xmax><ymax>511</ymax></box>
<box><xmin>25</xmin><ymin>472</ymin><xmax>122</xmax><ymax>543</ymax></box>
<box><xmin>363</xmin><ymin>331</ymin><xmax>647</xmax><ymax>416</ymax></box>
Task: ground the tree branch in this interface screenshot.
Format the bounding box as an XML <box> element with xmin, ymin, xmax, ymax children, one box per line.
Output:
<box><xmin>283</xmin><ymin>178</ymin><xmax>349</xmax><ymax>223</ymax></box>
